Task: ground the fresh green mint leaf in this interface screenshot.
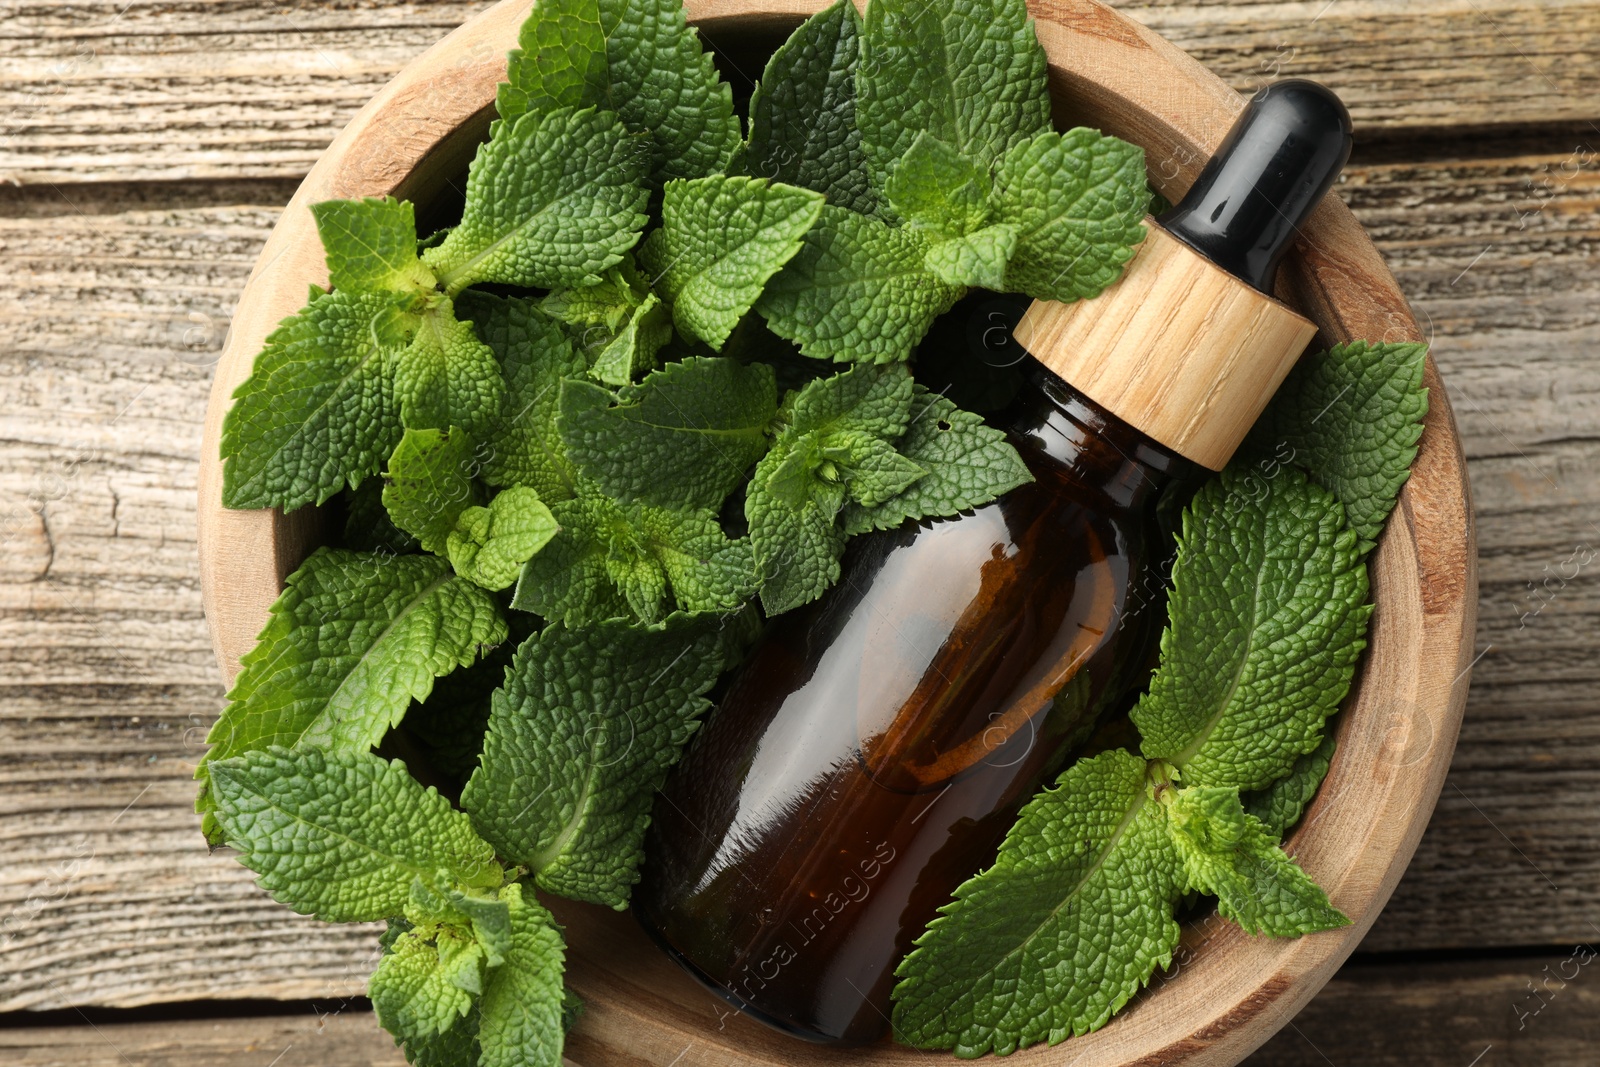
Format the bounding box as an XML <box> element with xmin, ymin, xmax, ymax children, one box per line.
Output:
<box><xmin>924</xmin><ymin>223</ymin><xmax>1019</xmax><ymax>291</ymax></box>
<box><xmin>892</xmin><ymin>749</ymin><xmax>1184</xmax><ymax>1055</ymax></box>
<box><xmin>857</xmin><ymin>0</ymin><xmax>1050</xmax><ymax>198</ymax></box>
<box><xmin>1246</xmin><ymin>341</ymin><xmax>1431</xmax><ymax>556</ymax></box>
<box><xmin>382</xmin><ymin>427</ymin><xmax>483</xmax><ymax>555</ymax></box>
<box><xmin>371</xmin><ymin>926</ymin><xmax>484</xmax><ymax>1041</ymax></box>
<box><xmin>758</xmin><ymin>205</ymin><xmax>963</xmax><ymax>364</ymax></box>
<box><xmin>460</xmin><ymin>617</ymin><xmax>731</xmax><ymax>907</ymax></box>
<box><xmin>748</xmin><ymin>364</ymin><xmax>920</xmax><ymax>613</ymax></box>
<box><xmin>748</xmin><ymin>455</ymin><xmax>846</xmax><ymax>616</ymax></box>
<box><xmin>823</xmin><ymin>432</ymin><xmax>925</xmax><ymax>507</ymax></box>
<box><xmin>788</xmin><ymin>359</ymin><xmax>917</xmax><ymax>439</ymax></box>
<box><xmin>587</xmin><ymin>292</ymin><xmax>672</xmax><ymax>385</ymax></box>
<box><xmin>499</xmin><ymin>0</ymin><xmax>739</xmax><ymax>187</ymax></box>
<box><xmin>221</xmin><ymin>289</ymin><xmax>407</xmax><ymax>512</ymax></box>
<box><xmin>843</xmin><ymin>386</ymin><xmax>1034</xmax><ymax>535</ymax></box>
<box><xmin>196</xmin><ymin>549</ymin><xmax>508</xmax><ymax>833</ymax></box>
<box><xmin>447</xmin><ymin>487</ymin><xmax>560</xmax><ymax>592</ymax></box>
<box><xmin>597</xmin><ymin>0</ymin><xmax>741</xmax><ymax>185</ymax></box>
<box><xmin>513</xmin><ymin>482</ymin><xmax>755</xmax><ymax>625</ymax></box>
<box><xmin>393</xmin><ymin>303</ymin><xmax>507</xmax><ymax>435</ymax></box>
<box><xmin>558</xmin><ymin>356</ymin><xmax>778</xmax><ymax>510</ymax></box>
<box><xmin>478</xmin><ymin>882</ymin><xmax>567</xmax><ymax>1067</ymax></box>
<box><xmin>884</xmin><ymin>131</ymin><xmax>993</xmax><ymax>239</ymax></box>
<box><xmin>206</xmin><ymin>747</ymin><xmax>500</xmax><ymax>923</ymax></box>
<box><xmin>310</xmin><ymin>196</ymin><xmax>435</xmax><ymax>295</ymax></box>
<box><xmin>994</xmin><ymin>128</ymin><xmax>1150</xmax><ymax>304</ymax></box>
<box><xmin>1166</xmin><ymin>786</ymin><xmax>1350</xmax><ymax>936</ymax></box>
<box><xmin>499</xmin><ymin>0</ymin><xmax>608</xmax><ymax>121</ymax></box>
<box><xmin>395</xmin><ymin>1006</ymin><xmax>478</xmax><ymax>1067</ymax></box>
<box><xmin>745</xmin><ymin>0</ymin><xmax>877</xmax><ymax>216</ymax></box>
<box><xmin>539</xmin><ymin>260</ymin><xmax>672</xmax><ymax>386</ymax></box>
<box><xmin>424</xmin><ymin>106</ymin><xmax>649</xmax><ymax>294</ymax></box>
<box><xmin>457</xmin><ymin>291</ymin><xmax>586</xmax><ymax>499</ymax></box>
<box><xmin>1244</xmin><ymin>729</ymin><xmax>1338</xmax><ymax>837</ymax></box>
<box><xmin>640</xmin><ymin>175</ymin><xmax>825</xmax><ymax>350</ymax></box>
<box><xmin>1130</xmin><ymin>468</ymin><xmax>1371</xmax><ymax>792</ymax></box>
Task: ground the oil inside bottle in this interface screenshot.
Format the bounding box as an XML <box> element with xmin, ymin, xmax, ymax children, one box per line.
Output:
<box><xmin>634</xmin><ymin>295</ymin><xmax>1186</xmax><ymax>1045</ymax></box>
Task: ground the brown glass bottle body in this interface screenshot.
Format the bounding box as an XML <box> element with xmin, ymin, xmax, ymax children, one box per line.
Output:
<box><xmin>634</xmin><ymin>359</ymin><xmax>1183</xmax><ymax>1046</ymax></box>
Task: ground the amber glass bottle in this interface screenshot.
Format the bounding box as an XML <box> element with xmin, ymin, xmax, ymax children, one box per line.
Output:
<box><xmin>636</xmin><ymin>357</ymin><xmax>1183</xmax><ymax>1043</ymax></box>
<box><xmin>635</xmin><ymin>80</ymin><xmax>1352</xmax><ymax>1047</ymax></box>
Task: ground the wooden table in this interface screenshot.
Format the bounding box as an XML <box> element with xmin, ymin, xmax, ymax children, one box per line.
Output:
<box><xmin>1</xmin><ymin>1</ymin><xmax>1596</xmax><ymax>1063</ymax></box>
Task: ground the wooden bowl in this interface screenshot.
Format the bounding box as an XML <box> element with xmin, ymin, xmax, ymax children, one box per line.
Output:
<box><xmin>196</xmin><ymin>1</ymin><xmax>1479</xmax><ymax>1063</ymax></box>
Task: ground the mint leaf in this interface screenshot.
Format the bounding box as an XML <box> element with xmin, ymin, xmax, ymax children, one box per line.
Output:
<box><xmin>925</xmin><ymin>223</ymin><xmax>1019</xmax><ymax>290</ymax></box>
<box><xmin>478</xmin><ymin>882</ymin><xmax>567</xmax><ymax>1067</ymax></box>
<box><xmin>499</xmin><ymin>0</ymin><xmax>739</xmax><ymax>186</ymax></box>
<box><xmin>558</xmin><ymin>356</ymin><xmax>778</xmax><ymax>509</ymax></box>
<box><xmin>460</xmin><ymin>617</ymin><xmax>731</xmax><ymax>907</ymax></box>
<box><xmin>758</xmin><ymin>205</ymin><xmax>963</xmax><ymax>364</ymax></box>
<box><xmin>892</xmin><ymin>749</ymin><xmax>1184</xmax><ymax>1055</ymax></box>
<box><xmin>394</xmin><ymin>1007</ymin><xmax>478</xmax><ymax>1067</ymax></box>
<box><xmin>744</xmin><ymin>0</ymin><xmax>877</xmax><ymax>216</ymax></box>
<box><xmin>498</xmin><ymin>0</ymin><xmax>608</xmax><ymax>121</ymax></box>
<box><xmin>207</xmin><ymin>747</ymin><xmax>500</xmax><ymax>922</ymax></box>
<box><xmin>1247</xmin><ymin>341</ymin><xmax>1431</xmax><ymax>556</ymax></box>
<box><xmin>1166</xmin><ymin>786</ymin><xmax>1350</xmax><ymax>936</ymax></box>
<box><xmin>371</xmin><ymin>927</ymin><xmax>484</xmax><ymax>1041</ymax></box>
<box><xmin>747</xmin><ymin>364</ymin><xmax>919</xmax><ymax>613</ymax></box>
<box><xmin>640</xmin><ymin>176</ymin><xmax>825</xmax><ymax>350</ymax></box>
<box><xmin>788</xmin><ymin>359</ymin><xmax>917</xmax><ymax>439</ymax></box>
<box><xmin>310</xmin><ymin>197</ymin><xmax>435</xmax><ymax>294</ymax></box>
<box><xmin>447</xmin><ymin>487</ymin><xmax>560</xmax><ymax>592</ymax></box>
<box><xmin>843</xmin><ymin>386</ymin><xmax>1033</xmax><ymax>535</ymax></box>
<box><xmin>196</xmin><ymin>550</ymin><xmax>507</xmax><ymax>832</ymax></box>
<box><xmin>424</xmin><ymin>107</ymin><xmax>649</xmax><ymax>294</ymax></box>
<box><xmin>994</xmin><ymin>128</ymin><xmax>1150</xmax><ymax>304</ymax></box>
<box><xmin>382</xmin><ymin>427</ymin><xmax>483</xmax><ymax>555</ymax></box>
<box><xmin>1130</xmin><ymin>468</ymin><xmax>1371</xmax><ymax>791</ymax></box>
<box><xmin>587</xmin><ymin>293</ymin><xmax>672</xmax><ymax>385</ymax></box>
<box><xmin>597</xmin><ymin>0</ymin><xmax>741</xmax><ymax>184</ymax></box>
<box><xmin>857</xmin><ymin>0</ymin><xmax>1050</xmax><ymax>198</ymax></box>
<box><xmin>220</xmin><ymin>289</ymin><xmax>405</xmax><ymax>512</ymax></box>
<box><xmin>393</xmin><ymin>304</ymin><xmax>507</xmax><ymax>435</ymax></box>
<box><xmin>747</xmin><ymin>464</ymin><xmax>846</xmax><ymax>616</ymax></box>
<box><xmin>539</xmin><ymin>261</ymin><xmax>672</xmax><ymax>386</ymax></box>
<box><xmin>458</xmin><ymin>291</ymin><xmax>586</xmax><ymax>499</ymax></box>
<box><xmin>514</xmin><ymin>483</ymin><xmax>754</xmax><ymax>625</ymax></box>
<box><xmin>1244</xmin><ymin>729</ymin><xmax>1337</xmax><ymax>837</ymax></box>
<box><xmin>884</xmin><ymin>131</ymin><xmax>993</xmax><ymax>239</ymax></box>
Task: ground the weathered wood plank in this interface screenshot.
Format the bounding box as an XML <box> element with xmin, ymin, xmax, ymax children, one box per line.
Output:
<box><xmin>0</xmin><ymin>145</ymin><xmax>1594</xmax><ymax>1007</ymax></box>
<box><xmin>1</xmin><ymin>0</ymin><xmax>1598</xmax><ymax>184</ymax></box>
<box><xmin>0</xmin><ymin>1008</ymin><xmax>408</xmax><ymax>1067</ymax></box>
<box><xmin>2</xmin><ymin>953</ymin><xmax>1595</xmax><ymax>1065</ymax></box>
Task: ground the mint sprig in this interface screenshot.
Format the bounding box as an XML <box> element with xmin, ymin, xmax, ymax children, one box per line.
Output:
<box><xmin>893</xmin><ymin>341</ymin><xmax>1429</xmax><ymax>1055</ymax></box>
<box><xmin>459</xmin><ymin>617</ymin><xmax>734</xmax><ymax>907</ymax></box>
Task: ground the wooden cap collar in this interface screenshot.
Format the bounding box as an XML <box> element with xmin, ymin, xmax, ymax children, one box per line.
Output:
<box><xmin>1015</xmin><ymin>222</ymin><xmax>1318</xmax><ymax>471</ymax></box>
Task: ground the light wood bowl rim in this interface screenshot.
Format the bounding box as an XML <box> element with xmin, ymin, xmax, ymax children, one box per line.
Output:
<box><xmin>196</xmin><ymin>2</ymin><xmax>1479</xmax><ymax>1064</ymax></box>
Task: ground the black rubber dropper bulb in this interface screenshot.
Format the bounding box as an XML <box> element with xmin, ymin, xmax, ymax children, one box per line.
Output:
<box><xmin>1157</xmin><ymin>79</ymin><xmax>1353</xmax><ymax>293</ymax></box>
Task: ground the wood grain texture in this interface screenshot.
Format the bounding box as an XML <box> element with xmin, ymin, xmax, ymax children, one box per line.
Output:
<box><xmin>190</xmin><ymin>3</ymin><xmax>1472</xmax><ymax>1065</ymax></box>
<box><xmin>1017</xmin><ymin>224</ymin><xmax>1318</xmax><ymax>470</ymax></box>
<box><xmin>3</xmin><ymin>0</ymin><xmax>1600</xmax><ymax>185</ymax></box>
<box><xmin>2</xmin><ymin>952</ymin><xmax>1595</xmax><ymax>1065</ymax></box>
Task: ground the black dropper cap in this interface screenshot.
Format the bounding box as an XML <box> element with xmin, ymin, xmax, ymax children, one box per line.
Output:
<box><xmin>1156</xmin><ymin>79</ymin><xmax>1353</xmax><ymax>294</ymax></box>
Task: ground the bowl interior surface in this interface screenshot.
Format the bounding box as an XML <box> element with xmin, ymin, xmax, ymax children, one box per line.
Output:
<box><xmin>196</xmin><ymin>2</ymin><xmax>1478</xmax><ymax>1064</ymax></box>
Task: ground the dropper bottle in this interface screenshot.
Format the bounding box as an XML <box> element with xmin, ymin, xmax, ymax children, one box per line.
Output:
<box><xmin>635</xmin><ymin>80</ymin><xmax>1354</xmax><ymax>1047</ymax></box>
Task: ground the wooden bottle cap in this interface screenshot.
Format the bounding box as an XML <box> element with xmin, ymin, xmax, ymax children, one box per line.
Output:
<box><xmin>1014</xmin><ymin>222</ymin><xmax>1318</xmax><ymax>471</ymax></box>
